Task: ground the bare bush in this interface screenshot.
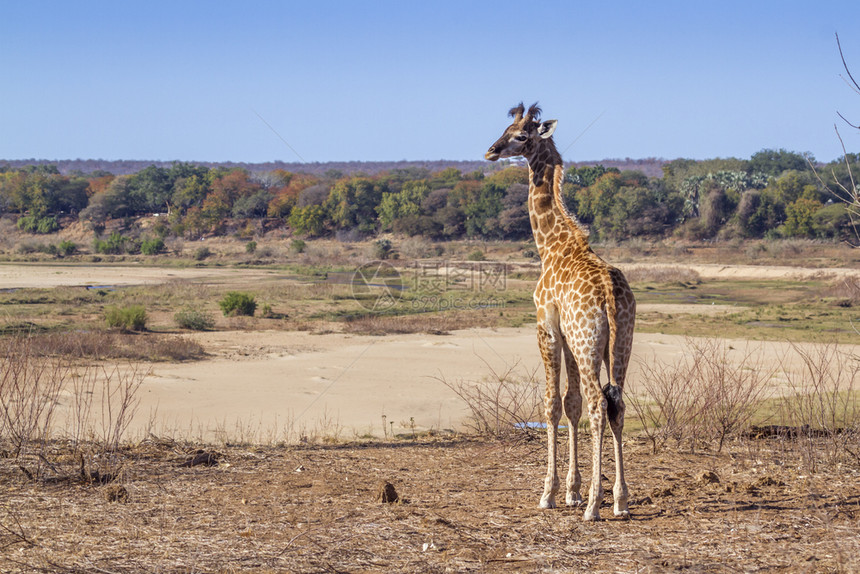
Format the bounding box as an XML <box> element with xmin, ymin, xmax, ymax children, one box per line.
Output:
<box><xmin>0</xmin><ymin>336</ymin><xmax>68</xmax><ymax>461</ymax></box>
<box><xmin>63</xmin><ymin>361</ymin><xmax>149</xmax><ymax>481</ymax></box>
<box><xmin>691</xmin><ymin>339</ymin><xmax>774</xmax><ymax>451</ymax></box>
<box><xmin>398</xmin><ymin>237</ymin><xmax>436</xmax><ymax>259</ymax></box>
<box><xmin>1</xmin><ymin>333</ymin><xmax>149</xmax><ymax>481</ymax></box>
<box><xmin>627</xmin><ymin>338</ymin><xmax>773</xmax><ymax>453</ymax></box>
<box><xmin>436</xmin><ymin>361</ymin><xmax>542</xmax><ymax>439</ymax></box>
<box><xmin>777</xmin><ymin>342</ymin><xmax>860</xmax><ymax>471</ymax></box>
<box><xmin>627</xmin><ymin>347</ymin><xmax>712</xmax><ymax>454</ymax></box>
<box><xmin>820</xmin><ymin>275</ymin><xmax>860</xmax><ymax>306</ymax></box>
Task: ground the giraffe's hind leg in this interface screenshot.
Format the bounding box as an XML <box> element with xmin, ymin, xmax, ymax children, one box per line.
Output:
<box><xmin>606</xmin><ymin>325</ymin><xmax>634</xmax><ymax>517</ymax></box>
<box><xmin>562</xmin><ymin>342</ymin><xmax>582</xmax><ymax>506</ymax></box>
<box><xmin>536</xmin><ymin>316</ymin><xmax>563</xmax><ymax>509</ymax></box>
<box><xmin>577</xmin><ymin>354</ymin><xmax>606</xmax><ymax>522</ymax></box>
<box><xmin>609</xmin><ymin>398</ymin><xmax>630</xmax><ymax>516</ymax></box>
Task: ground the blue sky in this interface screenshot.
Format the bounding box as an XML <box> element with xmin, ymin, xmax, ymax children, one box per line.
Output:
<box><xmin>2</xmin><ymin>1</ymin><xmax>859</xmax><ymax>164</ymax></box>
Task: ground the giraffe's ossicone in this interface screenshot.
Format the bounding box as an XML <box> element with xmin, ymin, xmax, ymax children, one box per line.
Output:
<box><xmin>485</xmin><ymin>103</ymin><xmax>636</xmax><ymax>521</ymax></box>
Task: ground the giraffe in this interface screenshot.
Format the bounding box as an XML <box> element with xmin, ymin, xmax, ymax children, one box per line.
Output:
<box><xmin>485</xmin><ymin>103</ymin><xmax>636</xmax><ymax>521</ymax></box>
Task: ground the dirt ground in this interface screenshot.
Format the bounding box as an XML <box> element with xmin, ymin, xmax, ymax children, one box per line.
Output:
<box><xmin>2</xmin><ymin>436</ymin><xmax>858</xmax><ymax>573</ymax></box>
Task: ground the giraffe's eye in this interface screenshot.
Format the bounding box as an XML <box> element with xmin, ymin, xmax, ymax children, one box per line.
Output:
<box><xmin>514</xmin><ymin>134</ymin><xmax>528</xmax><ymax>142</ymax></box>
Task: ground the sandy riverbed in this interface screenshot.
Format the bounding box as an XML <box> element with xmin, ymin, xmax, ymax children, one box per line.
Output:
<box><xmin>87</xmin><ymin>328</ymin><xmax>851</xmax><ymax>442</ymax></box>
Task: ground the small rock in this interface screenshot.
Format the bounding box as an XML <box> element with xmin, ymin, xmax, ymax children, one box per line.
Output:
<box><xmin>104</xmin><ymin>484</ymin><xmax>129</xmax><ymax>503</ymax></box>
<box><xmin>753</xmin><ymin>476</ymin><xmax>785</xmax><ymax>488</ymax></box>
<box><xmin>180</xmin><ymin>451</ymin><xmax>220</xmax><ymax>468</ymax></box>
<box><xmin>698</xmin><ymin>471</ymin><xmax>720</xmax><ymax>484</ymax></box>
<box><xmin>650</xmin><ymin>485</ymin><xmax>675</xmax><ymax>498</ymax></box>
<box><xmin>377</xmin><ymin>481</ymin><xmax>399</xmax><ymax>503</ymax></box>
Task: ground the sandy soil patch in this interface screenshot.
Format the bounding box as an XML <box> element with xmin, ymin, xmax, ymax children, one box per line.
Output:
<box><xmin>91</xmin><ymin>328</ymin><xmax>856</xmax><ymax>442</ymax></box>
<box><xmin>0</xmin><ymin>262</ymin><xmax>281</xmax><ymax>289</ymax></box>
<box><xmin>622</xmin><ymin>262</ymin><xmax>860</xmax><ymax>281</ymax></box>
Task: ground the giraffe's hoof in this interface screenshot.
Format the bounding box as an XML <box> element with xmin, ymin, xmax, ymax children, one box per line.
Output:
<box><xmin>582</xmin><ymin>511</ymin><xmax>602</xmax><ymax>522</ymax></box>
<box><xmin>539</xmin><ymin>498</ymin><xmax>557</xmax><ymax>509</ymax></box>
<box><xmin>614</xmin><ymin>509</ymin><xmax>631</xmax><ymax>519</ymax></box>
<box><xmin>565</xmin><ymin>493</ymin><xmax>583</xmax><ymax>507</ymax></box>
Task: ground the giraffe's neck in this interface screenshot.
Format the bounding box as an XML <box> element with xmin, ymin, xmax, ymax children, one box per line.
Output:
<box><xmin>525</xmin><ymin>140</ymin><xmax>590</xmax><ymax>260</ymax></box>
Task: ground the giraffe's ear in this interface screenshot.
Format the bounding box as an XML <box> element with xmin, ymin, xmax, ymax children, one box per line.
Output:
<box><xmin>538</xmin><ymin>120</ymin><xmax>557</xmax><ymax>139</ymax></box>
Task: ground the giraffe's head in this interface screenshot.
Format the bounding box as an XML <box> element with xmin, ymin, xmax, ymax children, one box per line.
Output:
<box><xmin>485</xmin><ymin>102</ymin><xmax>557</xmax><ymax>161</ymax></box>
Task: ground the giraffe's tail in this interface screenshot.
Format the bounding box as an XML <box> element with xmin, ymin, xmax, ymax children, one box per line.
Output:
<box><xmin>602</xmin><ymin>382</ymin><xmax>622</xmax><ymax>422</ymax></box>
<box><xmin>601</xmin><ymin>268</ymin><xmax>622</xmax><ymax>421</ymax></box>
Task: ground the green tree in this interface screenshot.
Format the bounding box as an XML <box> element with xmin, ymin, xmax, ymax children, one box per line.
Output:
<box><xmin>325</xmin><ymin>177</ymin><xmax>385</xmax><ymax>232</ymax></box>
<box><xmin>564</xmin><ymin>165</ymin><xmax>620</xmax><ymax>188</ymax></box>
<box><xmin>171</xmin><ymin>174</ymin><xmax>210</xmax><ymax>213</ymax></box>
<box><xmin>129</xmin><ymin>165</ymin><xmax>172</xmax><ymax>213</ymax></box>
<box><xmin>448</xmin><ymin>179</ymin><xmax>504</xmax><ymax>238</ymax></box>
<box><xmin>748</xmin><ymin>149</ymin><xmax>811</xmax><ymax>177</ymax></box>
<box><xmin>377</xmin><ymin>180</ymin><xmax>430</xmax><ymax>229</ymax></box>
<box><xmin>768</xmin><ymin>170</ymin><xmax>819</xmax><ymax>205</ymax></box>
<box><xmin>80</xmin><ymin>175</ymin><xmax>135</xmax><ymax>222</ymax></box>
<box><xmin>232</xmin><ymin>190</ymin><xmax>274</xmax><ymax>218</ymax></box>
<box><xmin>782</xmin><ymin>195</ymin><xmax>822</xmax><ymax>237</ymax></box>
<box><xmin>498</xmin><ymin>183</ymin><xmax>531</xmax><ymax>238</ymax></box>
<box><xmin>430</xmin><ymin>167</ymin><xmax>462</xmax><ymax>189</ymax></box>
<box><xmin>288</xmin><ymin>204</ymin><xmax>328</xmax><ymax>236</ymax></box>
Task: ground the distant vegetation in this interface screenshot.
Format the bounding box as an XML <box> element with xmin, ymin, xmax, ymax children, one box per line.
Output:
<box><xmin>0</xmin><ymin>150</ymin><xmax>857</xmax><ymax>244</ymax></box>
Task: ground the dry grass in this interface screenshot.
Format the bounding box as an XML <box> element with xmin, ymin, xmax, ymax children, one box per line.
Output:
<box><xmin>27</xmin><ymin>331</ymin><xmax>205</xmax><ymax>362</ymax></box>
<box><xmin>620</xmin><ymin>264</ymin><xmax>701</xmax><ymax>285</ymax></box>
<box><xmin>341</xmin><ymin>311</ymin><xmax>500</xmax><ymax>336</ymax></box>
<box><xmin>1</xmin><ymin>437</ymin><xmax>858</xmax><ymax>573</ymax></box>
<box><xmin>820</xmin><ymin>275</ymin><xmax>860</xmax><ymax>306</ymax></box>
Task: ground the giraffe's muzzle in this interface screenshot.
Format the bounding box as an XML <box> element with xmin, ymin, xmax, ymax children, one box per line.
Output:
<box><xmin>485</xmin><ymin>148</ymin><xmax>500</xmax><ymax>161</ymax></box>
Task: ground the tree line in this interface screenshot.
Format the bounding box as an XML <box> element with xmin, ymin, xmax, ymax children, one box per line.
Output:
<box><xmin>0</xmin><ymin>149</ymin><xmax>856</xmax><ymax>245</ymax></box>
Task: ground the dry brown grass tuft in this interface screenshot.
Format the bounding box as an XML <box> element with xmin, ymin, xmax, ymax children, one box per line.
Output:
<box><xmin>820</xmin><ymin>274</ymin><xmax>860</xmax><ymax>306</ymax></box>
<box><xmin>621</xmin><ymin>264</ymin><xmax>701</xmax><ymax>284</ymax></box>
<box><xmin>341</xmin><ymin>311</ymin><xmax>499</xmax><ymax>335</ymax></box>
<box><xmin>25</xmin><ymin>331</ymin><xmax>205</xmax><ymax>362</ymax></box>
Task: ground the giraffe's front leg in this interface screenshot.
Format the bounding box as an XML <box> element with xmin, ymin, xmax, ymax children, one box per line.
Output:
<box><xmin>537</xmin><ymin>322</ymin><xmax>562</xmax><ymax>509</ymax></box>
<box><xmin>562</xmin><ymin>346</ymin><xmax>582</xmax><ymax>506</ymax></box>
<box><xmin>539</xmin><ymin>405</ymin><xmax>561</xmax><ymax>509</ymax></box>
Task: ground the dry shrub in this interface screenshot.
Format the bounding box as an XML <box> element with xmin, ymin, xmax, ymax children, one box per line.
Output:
<box><xmin>28</xmin><ymin>331</ymin><xmax>204</xmax><ymax>362</ymax></box>
<box><xmin>69</xmin><ymin>362</ymin><xmax>148</xmax><ymax>478</ymax></box>
<box><xmin>398</xmin><ymin>237</ymin><xmax>438</xmax><ymax>259</ymax></box>
<box><xmin>627</xmin><ymin>347</ymin><xmax>711</xmax><ymax>454</ymax></box>
<box><xmin>777</xmin><ymin>342</ymin><xmax>860</xmax><ymax>472</ymax></box>
<box><xmin>436</xmin><ymin>361</ymin><xmax>542</xmax><ymax>438</ymax></box>
<box><xmin>622</xmin><ymin>265</ymin><xmax>701</xmax><ymax>284</ymax></box>
<box><xmin>0</xmin><ymin>336</ymin><xmax>67</xmax><ymax>460</ymax></box>
<box><xmin>302</xmin><ymin>241</ymin><xmax>351</xmax><ymax>266</ymax></box>
<box><xmin>341</xmin><ymin>312</ymin><xmax>497</xmax><ymax>335</ymax></box>
<box><xmin>627</xmin><ymin>338</ymin><xmax>773</xmax><ymax>453</ymax></box>
<box><xmin>820</xmin><ymin>275</ymin><xmax>860</xmax><ymax>306</ymax></box>
<box><xmin>0</xmin><ymin>334</ymin><xmax>149</xmax><ymax>482</ymax></box>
